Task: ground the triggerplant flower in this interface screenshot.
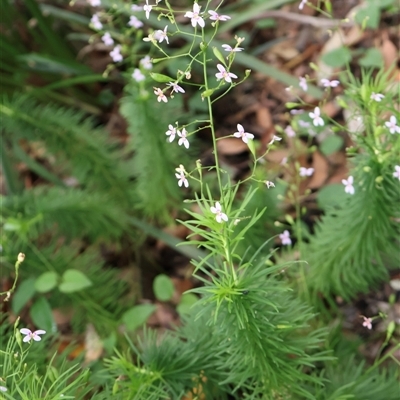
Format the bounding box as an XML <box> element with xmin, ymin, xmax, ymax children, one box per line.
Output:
<box><xmin>265</xmin><ymin>181</ymin><xmax>275</xmax><ymax>189</ymax></box>
<box><xmin>166</xmin><ymin>124</ymin><xmax>177</xmax><ymax>142</ymax></box>
<box><xmin>279</xmin><ymin>230</ymin><xmax>292</xmax><ymax>246</ymax></box>
<box><xmin>299</xmin><ymin>76</ymin><xmax>308</xmax><ymax>91</ymax></box>
<box><xmin>87</xmin><ymin>0</ymin><xmax>101</xmax><ymax>6</ymax></box>
<box><xmin>143</xmin><ymin>0</ymin><xmax>152</xmax><ymax>19</ymax></box>
<box><xmin>154</xmin><ymin>87</ymin><xmax>168</xmax><ymax>103</ymax></box>
<box><xmin>393</xmin><ymin>165</ymin><xmax>400</xmax><ymax>180</ymax></box>
<box><xmin>385</xmin><ymin>116</ymin><xmax>400</xmax><ymax>134</ymax></box>
<box><xmin>208</xmin><ymin>10</ymin><xmax>231</xmax><ymax>22</ymax></box>
<box><xmin>132</xmin><ymin>68</ymin><xmax>145</xmax><ymax>82</ymax></box>
<box><xmin>20</xmin><ymin>328</ymin><xmax>46</xmax><ymax>343</ymax></box>
<box><xmin>370</xmin><ymin>92</ymin><xmax>384</xmax><ymax>102</ymax></box>
<box><xmin>140</xmin><ymin>55</ymin><xmax>152</xmax><ymax>70</ymax></box>
<box><xmin>175</xmin><ymin>165</ymin><xmax>189</xmax><ymax>188</ymax></box>
<box><xmin>155</xmin><ymin>26</ymin><xmax>169</xmax><ymax>44</ymax></box>
<box><xmin>320</xmin><ymin>78</ymin><xmax>340</xmax><ymax>87</ymax></box>
<box><xmin>309</xmin><ymin>107</ymin><xmax>324</xmax><ymax>127</ymax></box>
<box><xmin>177</xmin><ymin>128</ymin><xmax>189</xmax><ymax>149</ymax></box>
<box><xmin>131</xmin><ymin>4</ymin><xmax>142</xmax><ymax>11</ymax></box>
<box><xmin>90</xmin><ymin>14</ymin><xmax>102</xmax><ymax>30</ymax></box>
<box><xmin>215</xmin><ymin>64</ymin><xmax>237</xmax><ymax>83</ymax></box>
<box><xmin>268</xmin><ymin>135</ymin><xmax>282</xmax><ymax>145</ymax></box>
<box><xmin>342</xmin><ymin>176</ymin><xmax>355</xmax><ymax>195</ymax></box>
<box><xmin>0</xmin><ymin>386</ymin><xmax>7</xmax><ymax>392</ymax></box>
<box><xmin>210</xmin><ymin>202</ymin><xmax>228</xmax><ymax>223</ymax></box>
<box><xmin>129</xmin><ymin>15</ymin><xmax>143</xmax><ymax>29</ymax></box>
<box><xmin>110</xmin><ymin>46</ymin><xmax>123</xmax><ymax>62</ymax></box>
<box><xmin>299</xmin><ymin>167</ymin><xmax>314</xmax><ymax>177</ymax></box>
<box><xmin>284</xmin><ymin>125</ymin><xmax>296</xmax><ymax>137</ymax></box>
<box><xmin>221</xmin><ymin>44</ymin><xmax>243</xmax><ymax>52</ymax></box>
<box><xmin>299</xmin><ymin>0</ymin><xmax>307</xmax><ymax>9</ymax></box>
<box><xmin>167</xmin><ymin>82</ymin><xmax>185</xmax><ymax>94</ymax></box>
<box><xmin>184</xmin><ymin>3</ymin><xmax>205</xmax><ymax>28</ymax></box>
<box><xmin>101</xmin><ymin>32</ymin><xmax>114</xmax><ymax>46</ymax></box>
<box><xmin>362</xmin><ymin>317</ymin><xmax>372</xmax><ymax>330</ymax></box>
<box><xmin>233</xmin><ymin>124</ymin><xmax>254</xmax><ymax>144</ymax></box>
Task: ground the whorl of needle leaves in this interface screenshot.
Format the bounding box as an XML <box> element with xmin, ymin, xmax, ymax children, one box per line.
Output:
<box><xmin>305</xmin><ymin>152</ymin><xmax>400</xmax><ymax>301</ymax></box>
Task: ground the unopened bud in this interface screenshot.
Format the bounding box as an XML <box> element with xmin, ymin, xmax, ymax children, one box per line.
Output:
<box><xmin>17</xmin><ymin>253</ymin><xmax>25</xmax><ymax>263</ymax></box>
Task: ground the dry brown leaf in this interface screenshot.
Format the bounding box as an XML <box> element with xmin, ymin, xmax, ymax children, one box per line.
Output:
<box><xmin>217</xmin><ymin>137</ymin><xmax>249</xmax><ymax>155</ymax></box>
<box><xmin>308</xmin><ymin>150</ymin><xmax>329</xmax><ymax>189</ymax></box>
<box><xmin>84</xmin><ymin>323</ymin><xmax>103</xmax><ymax>364</ymax></box>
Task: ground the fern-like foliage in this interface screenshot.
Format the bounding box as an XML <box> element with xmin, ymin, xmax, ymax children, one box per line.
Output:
<box><xmin>120</xmin><ymin>86</ymin><xmax>191</xmax><ymax>223</ymax></box>
<box><xmin>1</xmin><ymin>94</ymin><xmax>134</xmax><ymax>205</ymax></box>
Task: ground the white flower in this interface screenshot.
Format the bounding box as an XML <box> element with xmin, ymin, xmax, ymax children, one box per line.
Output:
<box><xmin>268</xmin><ymin>135</ymin><xmax>282</xmax><ymax>145</ymax></box>
<box><xmin>309</xmin><ymin>107</ymin><xmax>324</xmax><ymax>127</ymax></box>
<box><xmin>184</xmin><ymin>3</ymin><xmax>205</xmax><ymax>28</ymax></box>
<box><xmin>215</xmin><ymin>64</ymin><xmax>237</xmax><ymax>83</ymax></box>
<box><xmin>87</xmin><ymin>0</ymin><xmax>101</xmax><ymax>6</ymax></box>
<box><xmin>320</xmin><ymin>78</ymin><xmax>340</xmax><ymax>87</ymax></box>
<box><xmin>20</xmin><ymin>328</ymin><xmax>46</xmax><ymax>343</ymax></box>
<box><xmin>167</xmin><ymin>82</ymin><xmax>185</xmax><ymax>93</ymax></box>
<box><xmin>362</xmin><ymin>317</ymin><xmax>372</xmax><ymax>330</ymax></box>
<box><xmin>370</xmin><ymin>92</ymin><xmax>384</xmax><ymax>102</ymax></box>
<box><xmin>131</xmin><ymin>4</ymin><xmax>142</xmax><ymax>12</ymax></box>
<box><xmin>299</xmin><ymin>76</ymin><xmax>308</xmax><ymax>91</ymax></box>
<box><xmin>132</xmin><ymin>68</ymin><xmax>145</xmax><ymax>82</ymax></box>
<box><xmin>299</xmin><ymin>0</ymin><xmax>307</xmax><ymax>10</ymax></box>
<box><xmin>129</xmin><ymin>15</ymin><xmax>143</xmax><ymax>28</ymax></box>
<box><xmin>393</xmin><ymin>165</ymin><xmax>400</xmax><ymax>180</ymax></box>
<box><xmin>279</xmin><ymin>230</ymin><xmax>292</xmax><ymax>246</ymax></box>
<box><xmin>0</xmin><ymin>386</ymin><xmax>7</xmax><ymax>392</ymax></box>
<box><xmin>140</xmin><ymin>55</ymin><xmax>152</xmax><ymax>70</ymax></box>
<box><xmin>177</xmin><ymin>128</ymin><xmax>189</xmax><ymax>149</ymax></box>
<box><xmin>110</xmin><ymin>45</ymin><xmax>123</xmax><ymax>62</ymax></box>
<box><xmin>265</xmin><ymin>181</ymin><xmax>275</xmax><ymax>189</ymax></box>
<box><xmin>101</xmin><ymin>32</ymin><xmax>114</xmax><ymax>46</ymax></box>
<box><xmin>385</xmin><ymin>116</ymin><xmax>400</xmax><ymax>134</ymax></box>
<box><xmin>233</xmin><ymin>124</ymin><xmax>254</xmax><ymax>144</ymax></box>
<box><xmin>299</xmin><ymin>167</ymin><xmax>314</xmax><ymax>177</ymax></box>
<box><xmin>143</xmin><ymin>0</ymin><xmax>152</xmax><ymax>19</ymax></box>
<box><xmin>221</xmin><ymin>44</ymin><xmax>243</xmax><ymax>52</ymax></box>
<box><xmin>284</xmin><ymin>125</ymin><xmax>296</xmax><ymax>137</ymax></box>
<box><xmin>298</xmin><ymin>120</ymin><xmax>310</xmax><ymax>128</ymax></box>
<box><xmin>154</xmin><ymin>26</ymin><xmax>169</xmax><ymax>44</ymax></box>
<box><xmin>342</xmin><ymin>175</ymin><xmax>355</xmax><ymax>195</ymax></box>
<box><xmin>208</xmin><ymin>10</ymin><xmax>231</xmax><ymax>22</ymax></box>
<box><xmin>290</xmin><ymin>109</ymin><xmax>304</xmax><ymax>115</ymax></box>
<box><xmin>90</xmin><ymin>14</ymin><xmax>102</xmax><ymax>30</ymax></box>
<box><xmin>166</xmin><ymin>124</ymin><xmax>177</xmax><ymax>142</ymax></box>
<box><xmin>154</xmin><ymin>87</ymin><xmax>168</xmax><ymax>103</ymax></box>
<box><xmin>175</xmin><ymin>165</ymin><xmax>189</xmax><ymax>188</ymax></box>
<box><xmin>210</xmin><ymin>202</ymin><xmax>228</xmax><ymax>223</ymax></box>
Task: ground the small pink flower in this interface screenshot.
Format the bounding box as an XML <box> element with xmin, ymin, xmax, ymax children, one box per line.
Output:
<box><xmin>132</xmin><ymin>68</ymin><xmax>145</xmax><ymax>82</ymax></box>
<box><xmin>155</xmin><ymin>26</ymin><xmax>169</xmax><ymax>44</ymax></box>
<box><xmin>233</xmin><ymin>124</ymin><xmax>254</xmax><ymax>144</ymax></box>
<box><xmin>362</xmin><ymin>316</ymin><xmax>372</xmax><ymax>330</ymax></box>
<box><xmin>385</xmin><ymin>116</ymin><xmax>400</xmax><ymax>134</ymax></box>
<box><xmin>309</xmin><ymin>107</ymin><xmax>324</xmax><ymax>127</ymax></box>
<box><xmin>342</xmin><ymin>176</ymin><xmax>355</xmax><ymax>195</ymax></box>
<box><xmin>140</xmin><ymin>55</ymin><xmax>152</xmax><ymax>70</ymax></box>
<box><xmin>210</xmin><ymin>202</ymin><xmax>228</xmax><ymax>223</ymax></box>
<box><xmin>0</xmin><ymin>386</ymin><xmax>7</xmax><ymax>392</ymax></box>
<box><xmin>129</xmin><ymin>15</ymin><xmax>143</xmax><ymax>29</ymax></box>
<box><xmin>166</xmin><ymin>124</ymin><xmax>177</xmax><ymax>142</ymax></box>
<box><xmin>279</xmin><ymin>230</ymin><xmax>292</xmax><ymax>246</ymax></box>
<box><xmin>154</xmin><ymin>87</ymin><xmax>168</xmax><ymax>103</ymax></box>
<box><xmin>284</xmin><ymin>125</ymin><xmax>296</xmax><ymax>137</ymax></box>
<box><xmin>20</xmin><ymin>328</ymin><xmax>46</xmax><ymax>343</ymax></box>
<box><xmin>221</xmin><ymin>44</ymin><xmax>243</xmax><ymax>52</ymax></box>
<box><xmin>370</xmin><ymin>92</ymin><xmax>384</xmax><ymax>102</ymax></box>
<box><xmin>299</xmin><ymin>167</ymin><xmax>314</xmax><ymax>177</ymax></box>
<box><xmin>299</xmin><ymin>76</ymin><xmax>308</xmax><ymax>91</ymax></box>
<box><xmin>87</xmin><ymin>0</ymin><xmax>101</xmax><ymax>6</ymax></box>
<box><xmin>101</xmin><ymin>32</ymin><xmax>114</xmax><ymax>46</ymax></box>
<box><xmin>131</xmin><ymin>4</ymin><xmax>142</xmax><ymax>12</ymax></box>
<box><xmin>90</xmin><ymin>14</ymin><xmax>102</xmax><ymax>30</ymax></box>
<box><xmin>168</xmin><ymin>82</ymin><xmax>185</xmax><ymax>94</ymax></box>
<box><xmin>208</xmin><ymin>10</ymin><xmax>231</xmax><ymax>22</ymax></box>
<box><xmin>268</xmin><ymin>135</ymin><xmax>282</xmax><ymax>145</ymax></box>
<box><xmin>110</xmin><ymin>45</ymin><xmax>123</xmax><ymax>62</ymax></box>
<box><xmin>175</xmin><ymin>165</ymin><xmax>189</xmax><ymax>188</ymax></box>
<box><xmin>393</xmin><ymin>165</ymin><xmax>400</xmax><ymax>180</ymax></box>
<box><xmin>320</xmin><ymin>78</ymin><xmax>340</xmax><ymax>87</ymax></box>
<box><xmin>143</xmin><ymin>0</ymin><xmax>152</xmax><ymax>19</ymax></box>
<box><xmin>215</xmin><ymin>64</ymin><xmax>237</xmax><ymax>83</ymax></box>
<box><xmin>265</xmin><ymin>181</ymin><xmax>275</xmax><ymax>189</ymax></box>
<box><xmin>299</xmin><ymin>0</ymin><xmax>307</xmax><ymax>9</ymax></box>
<box><xmin>177</xmin><ymin>128</ymin><xmax>189</xmax><ymax>149</ymax></box>
<box><xmin>184</xmin><ymin>3</ymin><xmax>205</xmax><ymax>28</ymax></box>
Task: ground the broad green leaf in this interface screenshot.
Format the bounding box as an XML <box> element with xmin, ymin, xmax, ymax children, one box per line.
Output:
<box><xmin>355</xmin><ymin>5</ymin><xmax>380</xmax><ymax>29</ymax></box>
<box><xmin>153</xmin><ymin>274</ymin><xmax>175</xmax><ymax>302</ymax></box>
<box><xmin>317</xmin><ymin>184</ymin><xmax>348</xmax><ymax>210</ymax></box>
<box><xmin>122</xmin><ymin>304</ymin><xmax>156</xmax><ymax>332</ymax></box>
<box><xmin>359</xmin><ymin>48</ymin><xmax>383</xmax><ymax>68</ymax></box>
<box><xmin>12</xmin><ymin>278</ymin><xmax>36</xmax><ymax>314</ymax></box>
<box><xmin>59</xmin><ymin>269</ymin><xmax>92</xmax><ymax>293</ymax></box>
<box><xmin>321</xmin><ymin>47</ymin><xmax>352</xmax><ymax>68</ymax></box>
<box><xmin>320</xmin><ymin>135</ymin><xmax>344</xmax><ymax>155</ymax></box>
<box><xmin>150</xmin><ymin>72</ymin><xmax>174</xmax><ymax>83</ymax></box>
<box><xmin>35</xmin><ymin>271</ymin><xmax>58</xmax><ymax>293</ymax></box>
<box><xmin>30</xmin><ymin>297</ymin><xmax>56</xmax><ymax>333</ymax></box>
<box><xmin>177</xmin><ymin>293</ymin><xmax>198</xmax><ymax>315</ymax></box>
<box><xmin>212</xmin><ymin>46</ymin><xmax>226</xmax><ymax>65</ymax></box>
